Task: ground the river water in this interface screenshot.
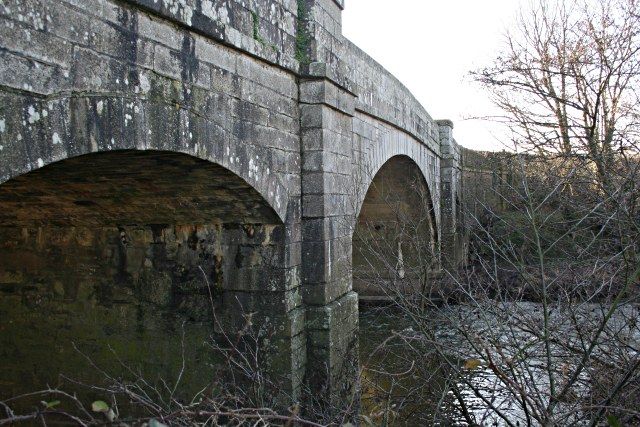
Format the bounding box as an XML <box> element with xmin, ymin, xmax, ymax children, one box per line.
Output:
<box><xmin>358</xmin><ymin>302</ymin><xmax>640</xmax><ymax>426</ymax></box>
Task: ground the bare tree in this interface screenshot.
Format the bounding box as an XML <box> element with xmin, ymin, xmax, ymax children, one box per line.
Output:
<box><xmin>475</xmin><ymin>0</ymin><xmax>640</xmax><ymax>191</ymax></box>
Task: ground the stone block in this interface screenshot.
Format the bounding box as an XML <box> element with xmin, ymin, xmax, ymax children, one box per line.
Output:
<box><xmin>0</xmin><ymin>22</ymin><xmax>73</xmax><ymax>69</ymax></box>
<box><xmin>304</xmin><ymin>291</ymin><xmax>358</xmax><ymax>408</ymax></box>
<box><xmin>195</xmin><ymin>37</ymin><xmax>237</xmax><ymax>72</ymax></box>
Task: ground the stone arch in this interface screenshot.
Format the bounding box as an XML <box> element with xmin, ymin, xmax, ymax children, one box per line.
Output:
<box><xmin>353</xmin><ymin>130</ymin><xmax>440</xmax><ymax>233</ymax></box>
<box><xmin>0</xmin><ymin>149</ymin><xmax>288</xmax><ymax>400</ymax></box>
<box><xmin>352</xmin><ymin>155</ymin><xmax>438</xmax><ymax>299</ymax></box>
<box><xmin>0</xmin><ymin>94</ymin><xmax>290</xmax><ymax>222</ymax></box>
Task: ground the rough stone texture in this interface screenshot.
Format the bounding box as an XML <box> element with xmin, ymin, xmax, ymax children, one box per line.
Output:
<box><xmin>460</xmin><ymin>147</ymin><xmax>514</xmax><ymax>219</ymax></box>
<box><xmin>0</xmin><ymin>150</ymin><xmax>302</xmax><ymax>402</ymax></box>
<box><xmin>354</xmin><ymin>156</ymin><xmax>437</xmax><ymax>298</ymax></box>
<box><xmin>0</xmin><ymin>0</ymin><xmax>469</xmax><ymax>416</ymax></box>
<box><xmin>0</xmin><ymin>151</ymin><xmax>282</xmax><ymax>226</ymax></box>
<box><xmin>1</xmin><ymin>224</ymin><xmax>222</xmax><ymax>398</ymax></box>
<box><xmin>299</xmin><ymin>76</ymin><xmax>358</xmax><ymax>408</ymax></box>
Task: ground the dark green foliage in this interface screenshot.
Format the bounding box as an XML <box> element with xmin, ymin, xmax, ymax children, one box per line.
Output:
<box><xmin>295</xmin><ymin>0</ymin><xmax>311</xmax><ymax>66</ymax></box>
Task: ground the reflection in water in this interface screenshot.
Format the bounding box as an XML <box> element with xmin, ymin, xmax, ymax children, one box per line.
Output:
<box><xmin>359</xmin><ymin>305</ymin><xmax>532</xmax><ymax>426</ymax></box>
<box><xmin>360</xmin><ymin>303</ymin><xmax>640</xmax><ymax>426</ymax></box>
<box><xmin>359</xmin><ymin>305</ymin><xmax>458</xmax><ymax>426</ymax></box>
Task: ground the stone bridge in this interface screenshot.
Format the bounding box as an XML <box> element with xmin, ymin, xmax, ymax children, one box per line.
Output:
<box><xmin>0</xmin><ymin>0</ymin><xmax>465</xmax><ymax>414</ymax></box>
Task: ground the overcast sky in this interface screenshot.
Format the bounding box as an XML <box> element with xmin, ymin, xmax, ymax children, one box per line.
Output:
<box><xmin>342</xmin><ymin>1</ymin><xmax>526</xmax><ymax>151</ymax></box>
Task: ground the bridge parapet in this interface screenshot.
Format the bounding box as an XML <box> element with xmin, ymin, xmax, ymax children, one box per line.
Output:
<box><xmin>297</xmin><ymin>1</ymin><xmax>440</xmax><ymax>155</ymax></box>
<box><xmin>120</xmin><ymin>0</ymin><xmax>300</xmax><ymax>70</ymax></box>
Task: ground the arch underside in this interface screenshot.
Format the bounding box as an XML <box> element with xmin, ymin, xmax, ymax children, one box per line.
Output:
<box><xmin>0</xmin><ymin>150</ymin><xmax>281</xmax><ymax>226</ymax></box>
<box><xmin>0</xmin><ymin>150</ymin><xmax>287</xmax><ymax>400</ymax></box>
<box><xmin>352</xmin><ymin>114</ymin><xmax>441</xmax><ymax>233</ymax></box>
<box><xmin>353</xmin><ymin>155</ymin><xmax>438</xmax><ymax>299</ymax></box>
<box><xmin>0</xmin><ymin>90</ymin><xmax>292</xmax><ymax>224</ymax></box>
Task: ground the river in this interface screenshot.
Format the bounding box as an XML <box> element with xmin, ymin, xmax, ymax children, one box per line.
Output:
<box><xmin>358</xmin><ymin>302</ymin><xmax>640</xmax><ymax>426</ymax></box>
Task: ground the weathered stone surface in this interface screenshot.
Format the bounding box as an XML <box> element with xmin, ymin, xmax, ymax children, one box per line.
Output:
<box><xmin>0</xmin><ymin>0</ymin><xmax>468</xmax><ymax>418</ymax></box>
<box><xmin>354</xmin><ymin>155</ymin><xmax>438</xmax><ymax>298</ymax></box>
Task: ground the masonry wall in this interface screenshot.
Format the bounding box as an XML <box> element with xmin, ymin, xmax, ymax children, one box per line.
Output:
<box><xmin>0</xmin><ymin>0</ymin><xmax>306</xmax><ymax>404</ymax></box>
<box><xmin>461</xmin><ymin>147</ymin><xmax>514</xmax><ymax>220</ymax></box>
<box><xmin>0</xmin><ymin>0</ymin><xmax>468</xmax><ymax>417</ymax></box>
<box><xmin>298</xmin><ymin>75</ymin><xmax>359</xmax><ymax>408</ymax></box>
<box><xmin>0</xmin><ymin>149</ymin><xmax>301</xmax><ymax>404</ymax></box>
<box><xmin>353</xmin><ymin>156</ymin><xmax>437</xmax><ymax>299</ymax></box>
<box><xmin>438</xmin><ymin>122</ymin><xmax>465</xmax><ymax>268</ymax></box>
<box><xmin>0</xmin><ymin>0</ymin><xmax>301</xmax><ymax>219</ymax></box>
<box><xmin>0</xmin><ymin>224</ymin><xmax>221</xmax><ymax>400</ymax></box>
<box><xmin>0</xmin><ymin>221</ymin><xmax>302</xmax><ymax>402</ymax></box>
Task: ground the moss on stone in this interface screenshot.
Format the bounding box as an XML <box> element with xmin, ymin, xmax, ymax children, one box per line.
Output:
<box><xmin>295</xmin><ymin>0</ymin><xmax>311</xmax><ymax>67</ymax></box>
